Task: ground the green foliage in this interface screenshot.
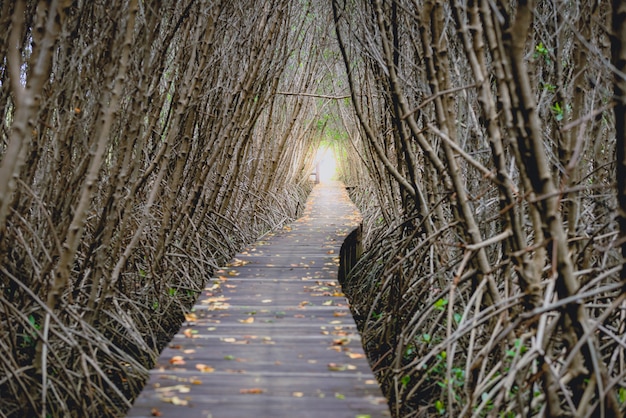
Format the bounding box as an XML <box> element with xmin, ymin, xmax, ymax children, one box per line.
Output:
<box><xmin>20</xmin><ymin>315</ymin><xmax>41</xmax><ymax>348</ymax></box>
<box><xmin>551</xmin><ymin>102</ymin><xmax>564</xmax><ymax>121</ymax></box>
<box><xmin>533</xmin><ymin>42</ymin><xmax>551</xmax><ymax>64</ymax></box>
<box><xmin>434</xmin><ymin>399</ymin><xmax>445</xmax><ymax>415</ymax></box>
<box><xmin>619</xmin><ymin>386</ymin><xmax>626</xmax><ymax>404</ymax></box>
<box><xmin>540</xmin><ymin>81</ymin><xmax>556</xmax><ymax>92</ymax></box>
<box><xmin>434</xmin><ymin>298</ymin><xmax>448</xmax><ymax>311</ymax></box>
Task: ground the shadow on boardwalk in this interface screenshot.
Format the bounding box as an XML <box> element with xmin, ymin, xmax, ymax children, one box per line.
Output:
<box><xmin>127</xmin><ymin>181</ymin><xmax>390</xmax><ymax>418</ymax></box>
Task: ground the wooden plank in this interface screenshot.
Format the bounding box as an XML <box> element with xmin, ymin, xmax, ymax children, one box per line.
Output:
<box><xmin>127</xmin><ymin>182</ymin><xmax>389</xmax><ymax>418</ymax></box>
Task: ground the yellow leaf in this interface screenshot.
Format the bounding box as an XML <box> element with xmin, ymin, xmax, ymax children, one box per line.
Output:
<box><xmin>347</xmin><ymin>352</ymin><xmax>365</xmax><ymax>359</ymax></box>
<box><xmin>196</xmin><ymin>364</ymin><xmax>215</xmax><ymax>373</ymax></box>
<box><xmin>240</xmin><ymin>388</ymin><xmax>265</xmax><ymax>394</ymax></box>
<box><xmin>183</xmin><ymin>328</ymin><xmax>197</xmax><ymax>338</ymax></box>
<box><xmin>239</xmin><ymin>317</ymin><xmax>255</xmax><ymax>324</ymax></box>
<box><xmin>169</xmin><ymin>396</ymin><xmax>188</xmax><ymax>405</ymax></box>
<box><xmin>169</xmin><ymin>356</ymin><xmax>185</xmax><ymax>365</ymax></box>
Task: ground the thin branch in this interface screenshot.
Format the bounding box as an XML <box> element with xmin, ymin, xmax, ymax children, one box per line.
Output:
<box><xmin>275</xmin><ymin>91</ymin><xmax>351</xmax><ymax>100</ymax></box>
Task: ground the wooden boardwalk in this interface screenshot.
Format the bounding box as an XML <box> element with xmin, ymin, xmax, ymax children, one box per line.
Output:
<box><xmin>127</xmin><ymin>182</ymin><xmax>390</xmax><ymax>418</ymax></box>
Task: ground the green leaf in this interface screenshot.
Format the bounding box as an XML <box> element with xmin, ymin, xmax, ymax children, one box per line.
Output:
<box><xmin>434</xmin><ymin>298</ymin><xmax>448</xmax><ymax>311</ymax></box>
<box><xmin>435</xmin><ymin>399</ymin><xmax>445</xmax><ymax>414</ymax></box>
<box><xmin>28</xmin><ymin>315</ymin><xmax>40</xmax><ymax>330</ymax></box>
<box><xmin>619</xmin><ymin>387</ymin><xmax>626</xmax><ymax>404</ymax></box>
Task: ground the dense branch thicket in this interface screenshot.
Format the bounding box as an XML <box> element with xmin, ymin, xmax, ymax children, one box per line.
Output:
<box><xmin>0</xmin><ymin>1</ymin><xmax>333</xmax><ymax>416</ymax></box>
<box><xmin>332</xmin><ymin>0</ymin><xmax>626</xmax><ymax>416</ymax></box>
<box><xmin>3</xmin><ymin>0</ymin><xmax>626</xmax><ymax>416</ymax></box>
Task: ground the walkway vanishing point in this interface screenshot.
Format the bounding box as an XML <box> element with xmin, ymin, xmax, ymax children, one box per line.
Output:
<box><xmin>127</xmin><ymin>182</ymin><xmax>390</xmax><ymax>418</ymax></box>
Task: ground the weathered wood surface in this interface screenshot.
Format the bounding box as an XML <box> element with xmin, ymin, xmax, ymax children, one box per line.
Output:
<box><xmin>127</xmin><ymin>182</ymin><xmax>390</xmax><ymax>418</ymax></box>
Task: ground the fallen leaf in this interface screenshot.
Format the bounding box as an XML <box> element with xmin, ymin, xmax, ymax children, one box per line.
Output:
<box><xmin>184</xmin><ymin>312</ymin><xmax>197</xmax><ymax>322</ymax></box>
<box><xmin>195</xmin><ymin>364</ymin><xmax>215</xmax><ymax>373</ymax></box>
<box><xmin>229</xmin><ymin>258</ymin><xmax>250</xmax><ymax>267</ymax></box>
<box><xmin>239</xmin><ymin>317</ymin><xmax>255</xmax><ymax>324</ymax></box>
<box><xmin>205</xmin><ymin>296</ymin><xmax>230</xmax><ymax>303</ymax></box>
<box><xmin>333</xmin><ymin>312</ymin><xmax>347</xmax><ymax>317</ymax></box>
<box><xmin>163</xmin><ymin>396</ymin><xmax>188</xmax><ymax>405</ymax></box>
<box><xmin>328</xmin><ymin>363</ymin><xmax>347</xmax><ymax>371</ymax></box>
<box><xmin>292</xmin><ymin>392</ymin><xmax>304</xmax><ymax>398</ymax></box>
<box><xmin>347</xmin><ymin>352</ymin><xmax>365</xmax><ymax>359</ymax></box>
<box><xmin>169</xmin><ymin>356</ymin><xmax>185</xmax><ymax>365</ymax></box>
<box><xmin>240</xmin><ymin>388</ymin><xmax>265</xmax><ymax>394</ymax></box>
<box><xmin>183</xmin><ymin>328</ymin><xmax>197</xmax><ymax>338</ymax></box>
<box><xmin>151</xmin><ymin>408</ymin><xmax>162</xmax><ymax>416</ymax></box>
<box><xmin>261</xmin><ymin>299</ymin><xmax>272</xmax><ymax>303</ymax></box>
<box><xmin>222</xmin><ymin>337</ymin><xmax>237</xmax><ymax>343</ymax></box>
<box><xmin>155</xmin><ymin>384</ymin><xmax>190</xmax><ymax>393</ymax></box>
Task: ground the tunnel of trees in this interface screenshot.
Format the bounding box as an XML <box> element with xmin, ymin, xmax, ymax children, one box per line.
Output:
<box><xmin>1</xmin><ymin>0</ymin><xmax>626</xmax><ymax>417</ymax></box>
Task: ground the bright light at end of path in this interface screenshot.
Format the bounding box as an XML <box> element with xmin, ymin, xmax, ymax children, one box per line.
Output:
<box><xmin>316</xmin><ymin>147</ymin><xmax>336</xmax><ymax>182</ymax></box>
